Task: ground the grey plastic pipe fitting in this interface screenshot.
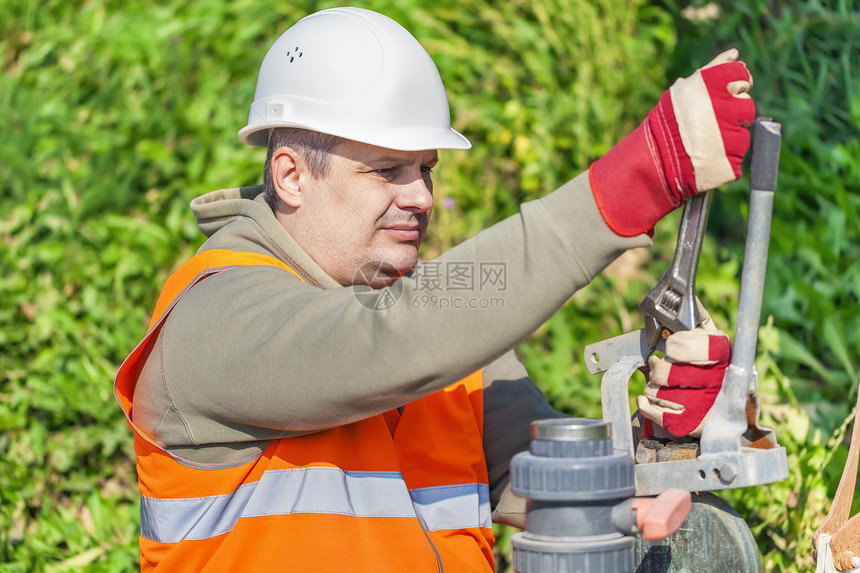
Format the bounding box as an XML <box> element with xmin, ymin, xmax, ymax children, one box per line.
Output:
<box><xmin>510</xmin><ymin>418</ymin><xmax>641</xmax><ymax>573</ymax></box>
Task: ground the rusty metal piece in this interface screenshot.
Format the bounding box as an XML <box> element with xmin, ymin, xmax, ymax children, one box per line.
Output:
<box><xmin>746</xmin><ymin>434</ymin><xmax>778</xmax><ymax>450</ymax></box>
<box><xmin>831</xmin><ymin>514</ymin><xmax>860</xmax><ymax>569</ymax></box>
<box><xmin>743</xmin><ymin>391</ymin><xmax>781</xmax><ymax>449</ymax></box>
<box><xmin>814</xmin><ymin>389</ymin><xmax>860</xmax><ymax>567</ymax></box>
<box><xmin>838</xmin><ymin>550</ymin><xmax>859</xmax><ymax>571</ymax></box>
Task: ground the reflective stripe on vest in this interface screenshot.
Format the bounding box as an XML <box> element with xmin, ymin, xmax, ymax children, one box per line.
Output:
<box><xmin>141</xmin><ymin>467</ymin><xmax>491</xmax><ymax>544</ymax></box>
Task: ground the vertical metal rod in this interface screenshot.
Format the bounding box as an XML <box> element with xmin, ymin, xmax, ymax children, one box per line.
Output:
<box><xmin>732</xmin><ymin>118</ymin><xmax>782</xmax><ymax>373</ymax></box>
<box><xmin>700</xmin><ymin>117</ymin><xmax>781</xmax><ymax>456</ymax></box>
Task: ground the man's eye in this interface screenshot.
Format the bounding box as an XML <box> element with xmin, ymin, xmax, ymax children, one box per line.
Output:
<box><xmin>375</xmin><ymin>168</ymin><xmax>396</xmax><ymax>176</ymax></box>
<box><xmin>421</xmin><ymin>166</ymin><xmax>434</xmax><ymax>176</ymax></box>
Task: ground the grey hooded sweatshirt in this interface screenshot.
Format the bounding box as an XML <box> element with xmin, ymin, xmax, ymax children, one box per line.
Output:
<box><xmin>130</xmin><ymin>171</ymin><xmax>650</xmax><ymax>525</ymax></box>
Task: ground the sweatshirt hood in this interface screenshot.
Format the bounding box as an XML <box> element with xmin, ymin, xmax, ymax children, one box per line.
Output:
<box><xmin>189</xmin><ymin>185</ymin><xmax>341</xmax><ymax>289</ymax></box>
<box><xmin>191</xmin><ymin>185</ymin><xmax>270</xmax><ymax>238</ymax></box>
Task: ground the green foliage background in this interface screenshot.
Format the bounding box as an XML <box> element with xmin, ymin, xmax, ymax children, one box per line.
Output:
<box><xmin>1</xmin><ymin>0</ymin><xmax>858</xmax><ymax>571</ymax></box>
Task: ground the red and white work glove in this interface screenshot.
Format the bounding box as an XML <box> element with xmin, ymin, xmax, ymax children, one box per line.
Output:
<box><xmin>590</xmin><ymin>49</ymin><xmax>755</xmax><ymax>236</ymax></box>
<box><xmin>637</xmin><ymin>304</ymin><xmax>731</xmax><ymax>438</ymax></box>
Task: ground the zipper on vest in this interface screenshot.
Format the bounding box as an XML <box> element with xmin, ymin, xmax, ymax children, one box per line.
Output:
<box><xmin>422</xmin><ymin>529</ymin><xmax>444</xmax><ymax>573</ymax></box>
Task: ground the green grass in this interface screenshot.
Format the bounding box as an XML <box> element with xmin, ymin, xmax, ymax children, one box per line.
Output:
<box><xmin>1</xmin><ymin>0</ymin><xmax>858</xmax><ymax>571</ymax></box>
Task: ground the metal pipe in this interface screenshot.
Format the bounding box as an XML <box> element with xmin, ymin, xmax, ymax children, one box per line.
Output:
<box><xmin>731</xmin><ymin>118</ymin><xmax>781</xmax><ymax>375</ymax></box>
<box><xmin>700</xmin><ymin>117</ymin><xmax>782</xmax><ymax>456</ymax></box>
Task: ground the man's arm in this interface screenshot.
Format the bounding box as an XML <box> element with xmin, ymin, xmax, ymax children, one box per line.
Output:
<box><xmin>133</xmin><ymin>172</ymin><xmax>647</xmax><ymax>456</ymax></box>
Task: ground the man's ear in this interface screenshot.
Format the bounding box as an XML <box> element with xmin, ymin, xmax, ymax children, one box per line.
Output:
<box><xmin>271</xmin><ymin>147</ymin><xmax>302</xmax><ymax>208</ymax></box>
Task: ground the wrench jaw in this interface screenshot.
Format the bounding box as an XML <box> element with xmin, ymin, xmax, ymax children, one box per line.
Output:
<box><xmin>639</xmin><ymin>274</ymin><xmax>700</xmax><ymax>342</ymax></box>
<box><xmin>641</xmin><ymin>316</ymin><xmax>664</xmax><ymax>354</ymax></box>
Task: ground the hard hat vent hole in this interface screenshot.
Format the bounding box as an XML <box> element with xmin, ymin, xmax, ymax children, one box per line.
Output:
<box><xmin>285</xmin><ymin>48</ymin><xmax>303</xmax><ymax>64</ymax></box>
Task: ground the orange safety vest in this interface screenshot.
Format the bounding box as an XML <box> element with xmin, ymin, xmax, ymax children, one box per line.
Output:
<box><xmin>115</xmin><ymin>249</ymin><xmax>495</xmax><ymax>572</ymax></box>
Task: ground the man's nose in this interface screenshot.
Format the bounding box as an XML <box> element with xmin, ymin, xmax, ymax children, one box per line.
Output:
<box><xmin>396</xmin><ymin>176</ymin><xmax>434</xmax><ymax>213</ymax></box>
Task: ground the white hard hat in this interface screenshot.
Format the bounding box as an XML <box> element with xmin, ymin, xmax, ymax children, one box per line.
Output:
<box><xmin>239</xmin><ymin>7</ymin><xmax>471</xmax><ymax>151</ymax></box>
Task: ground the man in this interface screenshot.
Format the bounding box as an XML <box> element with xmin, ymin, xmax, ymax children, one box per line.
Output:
<box><xmin>115</xmin><ymin>7</ymin><xmax>753</xmax><ymax>572</ymax></box>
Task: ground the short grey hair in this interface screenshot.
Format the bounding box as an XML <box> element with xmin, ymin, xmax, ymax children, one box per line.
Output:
<box><xmin>262</xmin><ymin>128</ymin><xmax>344</xmax><ymax>211</ymax></box>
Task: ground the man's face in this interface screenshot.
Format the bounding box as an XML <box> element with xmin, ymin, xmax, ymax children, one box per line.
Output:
<box><xmin>289</xmin><ymin>139</ymin><xmax>438</xmax><ymax>288</ymax></box>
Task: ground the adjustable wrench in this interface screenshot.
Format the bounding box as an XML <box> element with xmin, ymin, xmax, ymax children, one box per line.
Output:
<box><xmin>584</xmin><ymin>191</ymin><xmax>713</xmax><ymax>374</ymax></box>
<box><xmin>639</xmin><ymin>190</ymin><xmax>713</xmax><ymax>348</ymax></box>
